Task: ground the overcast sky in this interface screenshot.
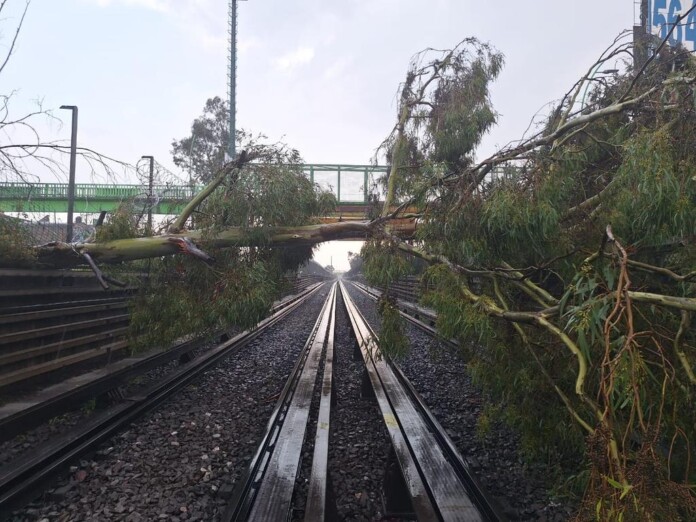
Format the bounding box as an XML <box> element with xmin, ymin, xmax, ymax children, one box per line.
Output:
<box><xmin>2</xmin><ymin>0</ymin><xmax>638</xmax><ymax>269</ymax></box>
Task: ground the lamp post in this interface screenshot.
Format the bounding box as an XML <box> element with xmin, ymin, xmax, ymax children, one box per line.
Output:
<box><xmin>59</xmin><ymin>105</ymin><xmax>78</xmax><ymax>242</ymax></box>
<box><xmin>141</xmin><ymin>155</ymin><xmax>154</xmax><ymax>233</ymax></box>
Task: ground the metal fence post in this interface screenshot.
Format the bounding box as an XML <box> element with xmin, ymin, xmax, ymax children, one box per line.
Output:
<box><xmin>59</xmin><ymin>105</ymin><xmax>78</xmax><ymax>242</ymax></box>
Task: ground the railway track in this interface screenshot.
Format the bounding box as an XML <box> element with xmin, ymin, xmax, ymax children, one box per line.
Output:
<box><xmin>2</xmin><ymin>277</ymin><xmax>517</xmax><ymax>521</ymax></box>
<box><xmin>0</xmin><ymin>272</ymin><xmax>324</xmax><ymax>396</ymax></box>
<box><xmin>0</xmin><ymin>282</ymin><xmax>325</xmax><ymax>518</ymax></box>
<box><xmin>224</xmin><ymin>283</ymin><xmax>338</xmax><ymax>521</ymax></box>
<box><xmin>225</xmin><ymin>281</ymin><xmax>503</xmax><ymax>521</ymax></box>
<box><xmin>0</xmin><ymin>282</ymin><xmax>323</xmax><ymax>444</ymax></box>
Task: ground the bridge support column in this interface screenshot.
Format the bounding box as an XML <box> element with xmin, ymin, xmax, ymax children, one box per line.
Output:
<box><xmin>364</xmin><ymin>168</ymin><xmax>368</xmax><ymax>203</ymax></box>
<box><xmin>337</xmin><ymin>166</ymin><xmax>341</xmax><ymax>203</ymax></box>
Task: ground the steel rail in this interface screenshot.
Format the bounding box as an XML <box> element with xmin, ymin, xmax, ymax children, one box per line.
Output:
<box><xmin>350</xmin><ymin>282</ymin><xmax>504</xmax><ymax>520</ymax></box>
<box><xmin>340</xmin><ymin>280</ymin><xmax>505</xmax><ymax>521</ymax></box>
<box><xmin>350</xmin><ymin>280</ymin><xmax>455</xmax><ymax>347</ymax></box>
<box><xmin>0</xmin><ymin>282</ymin><xmax>324</xmax><ymax>440</ymax></box>
<box><xmin>223</xmin><ymin>283</ymin><xmax>337</xmax><ymax>522</ymax></box>
<box><xmin>303</xmin><ymin>280</ymin><xmax>336</xmax><ymax>521</ymax></box>
<box><xmin>0</xmin><ymin>282</ymin><xmax>325</xmax><ymax>517</ymax></box>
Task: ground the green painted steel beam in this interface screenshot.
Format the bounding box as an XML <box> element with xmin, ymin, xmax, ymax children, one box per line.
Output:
<box><xmin>0</xmin><ymin>199</ymin><xmax>190</xmax><ymax>214</ymax></box>
<box><xmin>0</xmin><ymin>164</ymin><xmax>386</xmax><ymax>213</ymax></box>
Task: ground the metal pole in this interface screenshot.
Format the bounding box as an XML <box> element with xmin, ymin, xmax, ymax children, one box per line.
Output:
<box><xmin>142</xmin><ymin>156</ymin><xmax>154</xmax><ymax>233</ymax></box>
<box><xmin>364</xmin><ymin>168</ymin><xmax>368</xmax><ymax>203</ymax></box>
<box><xmin>60</xmin><ymin>105</ymin><xmax>78</xmax><ymax>243</ymax></box>
<box><xmin>228</xmin><ymin>0</ymin><xmax>237</xmax><ymax>159</ymax></box>
<box><xmin>188</xmin><ymin>134</ymin><xmax>197</xmax><ymax>193</ymax></box>
<box><xmin>337</xmin><ymin>166</ymin><xmax>341</xmax><ymax>203</ymax></box>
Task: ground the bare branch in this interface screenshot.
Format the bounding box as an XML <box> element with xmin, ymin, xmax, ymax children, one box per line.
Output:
<box><xmin>0</xmin><ymin>0</ymin><xmax>29</xmax><ymax>76</ymax></box>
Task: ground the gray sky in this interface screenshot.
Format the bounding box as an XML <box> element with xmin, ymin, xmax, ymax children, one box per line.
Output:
<box><xmin>2</xmin><ymin>0</ymin><xmax>640</xmax><ymax>269</ymax></box>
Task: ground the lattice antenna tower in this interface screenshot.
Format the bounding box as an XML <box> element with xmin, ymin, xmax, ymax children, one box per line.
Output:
<box><xmin>228</xmin><ymin>0</ymin><xmax>247</xmax><ymax>160</ymax></box>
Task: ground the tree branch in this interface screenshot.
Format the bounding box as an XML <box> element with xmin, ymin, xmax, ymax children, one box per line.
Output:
<box><xmin>169</xmin><ymin>150</ymin><xmax>253</xmax><ymax>233</ymax></box>
<box><xmin>0</xmin><ymin>0</ymin><xmax>29</xmax><ymax>76</ymax></box>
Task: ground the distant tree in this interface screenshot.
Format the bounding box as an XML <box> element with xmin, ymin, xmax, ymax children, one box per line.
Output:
<box><xmin>324</xmin><ymin>265</ymin><xmax>334</xmax><ymax>273</ymax></box>
<box><xmin>346</xmin><ymin>251</ymin><xmax>363</xmax><ymax>276</ymax></box>
<box><xmin>171</xmin><ymin>96</ymin><xmax>232</xmax><ymax>184</ymax></box>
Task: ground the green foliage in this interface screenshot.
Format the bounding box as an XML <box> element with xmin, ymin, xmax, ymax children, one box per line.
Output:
<box><xmin>361</xmin><ymin>240</ymin><xmax>413</xmax><ymax>288</ymax></box>
<box><xmin>197</xmin><ymin>163</ymin><xmax>335</xmax><ymax>233</ymax></box>
<box><xmin>612</xmin><ymin>127</ymin><xmax>696</xmax><ymax>245</ymax></box>
<box><xmin>376</xmin><ymin>297</ymin><xmax>410</xmax><ymax>359</ymax></box>
<box><xmin>126</xmin><ymin>128</ymin><xmax>334</xmax><ymax>353</ymax></box>
<box><xmin>427</xmin><ymin>42</ymin><xmax>504</xmax><ymax>167</ymax></box>
<box><xmin>0</xmin><ymin>216</ymin><xmax>35</xmax><ymax>266</ymax></box>
<box><xmin>129</xmin><ymin>251</ymin><xmax>281</xmax><ymax>352</ymax></box>
<box><xmin>374</xmin><ymin>39</ymin><xmax>696</xmax><ymax>518</ymax></box>
<box><xmin>481</xmin><ymin>181</ymin><xmax>562</xmax><ymax>262</ymax></box>
<box><xmin>419</xmin><ymin>264</ymin><xmax>588</xmax><ymax>470</ymax></box>
<box><xmin>378</xmin><ymin>38</ymin><xmax>504</xmax><ymax>207</ymax></box>
<box><xmin>95</xmin><ymin>202</ymin><xmax>141</xmax><ymax>242</ymax></box>
<box><xmin>421</xmin><ymin>265</ymin><xmax>494</xmax><ymax>350</ymax></box>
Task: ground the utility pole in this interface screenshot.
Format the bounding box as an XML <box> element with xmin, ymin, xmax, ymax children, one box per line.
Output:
<box><xmin>142</xmin><ymin>155</ymin><xmax>154</xmax><ymax>234</ymax></box>
<box><xmin>228</xmin><ymin>0</ymin><xmax>248</xmax><ymax>160</ymax></box>
<box><xmin>633</xmin><ymin>0</ymin><xmax>650</xmax><ymax>68</ymax></box>
<box><xmin>60</xmin><ymin>105</ymin><xmax>78</xmax><ymax>243</ymax></box>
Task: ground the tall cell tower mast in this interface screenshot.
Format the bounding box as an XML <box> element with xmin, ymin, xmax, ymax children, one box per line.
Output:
<box><xmin>228</xmin><ymin>0</ymin><xmax>247</xmax><ymax>160</ymax></box>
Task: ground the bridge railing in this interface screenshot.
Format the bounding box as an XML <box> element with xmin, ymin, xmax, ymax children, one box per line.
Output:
<box><xmin>0</xmin><ymin>182</ymin><xmax>203</xmax><ymax>202</ymax></box>
<box><xmin>0</xmin><ymin>164</ymin><xmax>390</xmax><ymax>205</ymax></box>
<box><xmin>0</xmin><ymin>164</ymin><xmax>524</xmax><ymax>210</ymax></box>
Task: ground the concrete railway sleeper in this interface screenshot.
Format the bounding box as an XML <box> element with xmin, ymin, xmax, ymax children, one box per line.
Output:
<box><xmin>0</xmin><ymin>282</ymin><xmax>326</xmax><ymax>518</ymax></box>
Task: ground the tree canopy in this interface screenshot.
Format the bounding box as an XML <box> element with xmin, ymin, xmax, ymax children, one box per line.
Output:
<box><xmin>171</xmin><ymin>96</ymin><xmax>231</xmax><ymax>184</ymax></box>
<box><xmin>361</xmin><ymin>32</ymin><xmax>696</xmax><ymax>520</ymax></box>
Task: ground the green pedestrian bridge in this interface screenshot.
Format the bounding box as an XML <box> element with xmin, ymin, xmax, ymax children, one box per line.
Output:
<box><xmin>0</xmin><ymin>164</ymin><xmax>388</xmax><ymax>215</ymax></box>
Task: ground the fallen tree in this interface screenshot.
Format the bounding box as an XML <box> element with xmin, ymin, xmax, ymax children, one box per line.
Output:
<box><xmin>358</xmin><ymin>28</ymin><xmax>696</xmax><ymax>522</ymax></box>
<box><xmin>34</xmin><ymin>221</ymin><xmax>373</xmax><ymax>267</ymax></box>
<box><xmin>5</xmin><ymin>19</ymin><xmax>696</xmax><ymax>520</ymax></box>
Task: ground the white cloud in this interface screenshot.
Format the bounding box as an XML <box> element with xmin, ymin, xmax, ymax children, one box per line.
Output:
<box><xmin>84</xmin><ymin>0</ymin><xmax>226</xmax><ymax>52</ymax></box>
<box><xmin>89</xmin><ymin>0</ymin><xmax>170</xmax><ymax>12</ymax></box>
<box><xmin>274</xmin><ymin>46</ymin><xmax>315</xmax><ymax>72</ymax></box>
<box><xmin>239</xmin><ymin>37</ymin><xmax>261</xmax><ymax>56</ymax></box>
<box><xmin>323</xmin><ymin>56</ymin><xmax>352</xmax><ymax>80</ymax></box>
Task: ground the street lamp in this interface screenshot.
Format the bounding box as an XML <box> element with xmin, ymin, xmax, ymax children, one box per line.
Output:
<box><xmin>141</xmin><ymin>155</ymin><xmax>154</xmax><ymax>233</ymax></box>
<box><xmin>60</xmin><ymin>105</ymin><xmax>78</xmax><ymax>242</ymax></box>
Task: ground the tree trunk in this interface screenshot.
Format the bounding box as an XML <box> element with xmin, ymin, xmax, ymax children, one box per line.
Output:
<box><xmin>34</xmin><ymin>221</ymin><xmax>374</xmax><ymax>268</ymax></box>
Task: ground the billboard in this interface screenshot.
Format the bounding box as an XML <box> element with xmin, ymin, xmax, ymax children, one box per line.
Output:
<box><xmin>647</xmin><ymin>0</ymin><xmax>696</xmax><ymax>51</ymax></box>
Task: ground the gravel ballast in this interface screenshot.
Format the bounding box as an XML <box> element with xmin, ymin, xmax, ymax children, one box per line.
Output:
<box><xmin>343</xmin><ymin>281</ymin><xmax>575</xmax><ymax>521</ymax></box>
<box><xmin>7</xmin><ymin>280</ymin><xmax>575</xmax><ymax>520</ymax></box>
<box><xmin>9</xmin><ymin>286</ymin><xmax>331</xmax><ymax>521</ymax></box>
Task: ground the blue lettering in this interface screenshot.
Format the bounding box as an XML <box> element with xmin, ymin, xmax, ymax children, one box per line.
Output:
<box><xmin>667</xmin><ymin>0</ymin><xmax>683</xmax><ymax>45</ymax></box>
<box><xmin>686</xmin><ymin>7</ymin><xmax>696</xmax><ymax>46</ymax></box>
<box><xmin>653</xmin><ymin>0</ymin><xmax>668</xmax><ymax>37</ymax></box>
